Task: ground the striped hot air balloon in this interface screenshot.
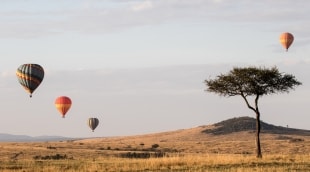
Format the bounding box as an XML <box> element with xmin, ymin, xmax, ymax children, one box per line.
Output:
<box><xmin>279</xmin><ymin>32</ymin><xmax>294</xmax><ymax>51</ymax></box>
<box><xmin>16</xmin><ymin>64</ymin><xmax>44</xmax><ymax>98</ymax></box>
<box><xmin>88</xmin><ymin>118</ymin><xmax>99</xmax><ymax>132</ymax></box>
<box><xmin>55</xmin><ymin>96</ymin><xmax>72</xmax><ymax>118</ymax></box>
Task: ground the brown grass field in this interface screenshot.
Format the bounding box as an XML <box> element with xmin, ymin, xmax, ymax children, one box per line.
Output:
<box><xmin>1</xmin><ymin>120</ymin><xmax>310</xmax><ymax>171</ymax></box>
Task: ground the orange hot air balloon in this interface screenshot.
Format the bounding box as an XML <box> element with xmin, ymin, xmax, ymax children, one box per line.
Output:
<box><xmin>279</xmin><ymin>32</ymin><xmax>294</xmax><ymax>51</ymax></box>
<box><xmin>55</xmin><ymin>96</ymin><xmax>72</xmax><ymax>118</ymax></box>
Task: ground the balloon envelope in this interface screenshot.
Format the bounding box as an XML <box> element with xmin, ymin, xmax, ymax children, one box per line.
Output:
<box><xmin>55</xmin><ymin>96</ymin><xmax>72</xmax><ymax>118</ymax></box>
<box><xmin>16</xmin><ymin>64</ymin><xmax>44</xmax><ymax>97</ymax></box>
<box><xmin>279</xmin><ymin>32</ymin><xmax>294</xmax><ymax>51</ymax></box>
<box><xmin>88</xmin><ymin>118</ymin><xmax>99</xmax><ymax>132</ymax></box>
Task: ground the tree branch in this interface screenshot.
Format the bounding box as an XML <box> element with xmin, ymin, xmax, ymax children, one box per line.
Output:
<box><xmin>241</xmin><ymin>93</ymin><xmax>256</xmax><ymax>113</ymax></box>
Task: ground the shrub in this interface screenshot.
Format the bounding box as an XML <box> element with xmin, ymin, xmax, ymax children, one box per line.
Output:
<box><xmin>152</xmin><ymin>144</ymin><xmax>159</xmax><ymax>149</ymax></box>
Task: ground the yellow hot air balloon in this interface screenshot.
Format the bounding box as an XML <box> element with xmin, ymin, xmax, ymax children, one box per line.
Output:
<box><xmin>279</xmin><ymin>32</ymin><xmax>294</xmax><ymax>51</ymax></box>
<box><xmin>55</xmin><ymin>96</ymin><xmax>72</xmax><ymax>118</ymax></box>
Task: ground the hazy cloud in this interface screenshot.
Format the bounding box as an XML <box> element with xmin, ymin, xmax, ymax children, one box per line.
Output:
<box><xmin>0</xmin><ymin>0</ymin><xmax>310</xmax><ymax>38</ymax></box>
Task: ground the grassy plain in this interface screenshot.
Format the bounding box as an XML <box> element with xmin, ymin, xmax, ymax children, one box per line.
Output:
<box><xmin>0</xmin><ymin>125</ymin><xmax>309</xmax><ymax>171</ymax></box>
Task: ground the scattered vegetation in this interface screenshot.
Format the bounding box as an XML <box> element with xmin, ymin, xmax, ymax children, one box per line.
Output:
<box><xmin>118</xmin><ymin>151</ymin><xmax>166</xmax><ymax>159</ymax></box>
<box><xmin>46</xmin><ymin>145</ymin><xmax>57</xmax><ymax>149</ymax></box>
<box><xmin>33</xmin><ymin>154</ymin><xmax>71</xmax><ymax>160</ymax></box>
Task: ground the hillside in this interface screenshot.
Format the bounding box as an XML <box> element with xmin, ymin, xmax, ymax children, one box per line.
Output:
<box><xmin>1</xmin><ymin>116</ymin><xmax>309</xmax><ymax>143</ymax></box>
<box><xmin>202</xmin><ymin>116</ymin><xmax>310</xmax><ymax>135</ymax></box>
<box><xmin>0</xmin><ymin>133</ymin><xmax>73</xmax><ymax>142</ymax></box>
<box><xmin>76</xmin><ymin>116</ymin><xmax>310</xmax><ymax>155</ymax></box>
<box><xmin>0</xmin><ymin>116</ymin><xmax>309</xmax><ymax>162</ymax></box>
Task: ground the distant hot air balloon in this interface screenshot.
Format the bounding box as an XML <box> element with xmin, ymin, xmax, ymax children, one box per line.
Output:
<box><xmin>16</xmin><ymin>64</ymin><xmax>44</xmax><ymax>98</ymax></box>
<box><xmin>55</xmin><ymin>96</ymin><xmax>72</xmax><ymax>118</ymax></box>
<box><xmin>279</xmin><ymin>32</ymin><xmax>294</xmax><ymax>51</ymax></box>
<box><xmin>88</xmin><ymin>118</ymin><xmax>99</xmax><ymax>132</ymax></box>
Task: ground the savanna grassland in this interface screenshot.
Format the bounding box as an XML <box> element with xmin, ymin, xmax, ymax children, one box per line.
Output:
<box><xmin>1</xmin><ymin>117</ymin><xmax>310</xmax><ymax>172</ymax></box>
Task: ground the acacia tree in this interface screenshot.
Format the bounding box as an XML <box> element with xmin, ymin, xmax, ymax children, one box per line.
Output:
<box><xmin>204</xmin><ymin>66</ymin><xmax>301</xmax><ymax>158</ymax></box>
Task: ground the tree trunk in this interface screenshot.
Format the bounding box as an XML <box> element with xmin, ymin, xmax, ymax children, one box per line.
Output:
<box><xmin>255</xmin><ymin>111</ymin><xmax>262</xmax><ymax>158</ymax></box>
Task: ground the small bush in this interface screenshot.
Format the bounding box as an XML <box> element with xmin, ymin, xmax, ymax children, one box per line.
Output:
<box><xmin>289</xmin><ymin>138</ymin><xmax>304</xmax><ymax>143</ymax></box>
<box><xmin>152</xmin><ymin>144</ymin><xmax>159</xmax><ymax>149</ymax></box>
<box><xmin>46</xmin><ymin>146</ymin><xmax>57</xmax><ymax>149</ymax></box>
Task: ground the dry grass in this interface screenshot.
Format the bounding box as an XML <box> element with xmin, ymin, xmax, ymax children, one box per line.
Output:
<box><xmin>0</xmin><ymin>125</ymin><xmax>309</xmax><ymax>171</ymax></box>
<box><xmin>0</xmin><ymin>152</ymin><xmax>309</xmax><ymax>171</ymax></box>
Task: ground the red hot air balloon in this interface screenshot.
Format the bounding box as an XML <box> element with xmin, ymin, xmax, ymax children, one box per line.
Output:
<box><xmin>279</xmin><ymin>32</ymin><xmax>294</xmax><ymax>51</ymax></box>
<box><xmin>55</xmin><ymin>96</ymin><xmax>72</xmax><ymax>118</ymax></box>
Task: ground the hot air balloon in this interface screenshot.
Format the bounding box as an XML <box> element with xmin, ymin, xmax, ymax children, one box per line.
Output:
<box><xmin>16</xmin><ymin>64</ymin><xmax>44</xmax><ymax>98</ymax></box>
<box><xmin>88</xmin><ymin>118</ymin><xmax>99</xmax><ymax>132</ymax></box>
<box><xmin>55</xmin><ymin>96</ymin><xmax>72</xmax><ymax>118</ymax></box>
<box><xmin>279</xmin><ymin>32</ymin><xmax>294</xmax><ymax>51</ymax></box>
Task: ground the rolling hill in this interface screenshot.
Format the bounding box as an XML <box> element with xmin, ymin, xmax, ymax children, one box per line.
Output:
<box><xmin>0</xmin><ymin>116</ymin><xmax>309</xmax><ymax>161</ymax></box>
<box><xmin>0</xmin><ymin>133</ymin><xmax>73</xmax><ymax>142</ymax></box>
<box><xmin>202</xmin><ymin>116</ymin><xmax>310</xmax><ymax>135</ymax></box>
<box><xmin>1</xmin><ymin>116</ymin><xmax>309</xmax><ymax>143</ymax></box>
<box><xmin>77</xmin><ymin>116</ymin><xmax>310</xmax><ymax>155</ymax></box>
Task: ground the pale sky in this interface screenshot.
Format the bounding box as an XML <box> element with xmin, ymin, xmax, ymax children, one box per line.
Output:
<box><xmin>0</xmin><ymin>0</ymin><xmax>309</xmax><ymax>138</ymax></box>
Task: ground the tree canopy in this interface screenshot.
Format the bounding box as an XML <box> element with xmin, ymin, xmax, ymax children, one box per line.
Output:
<box><xmin>205</xmin><ymin>66</ymin><xmax>301</xmax><ymax>97</ymax></box>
